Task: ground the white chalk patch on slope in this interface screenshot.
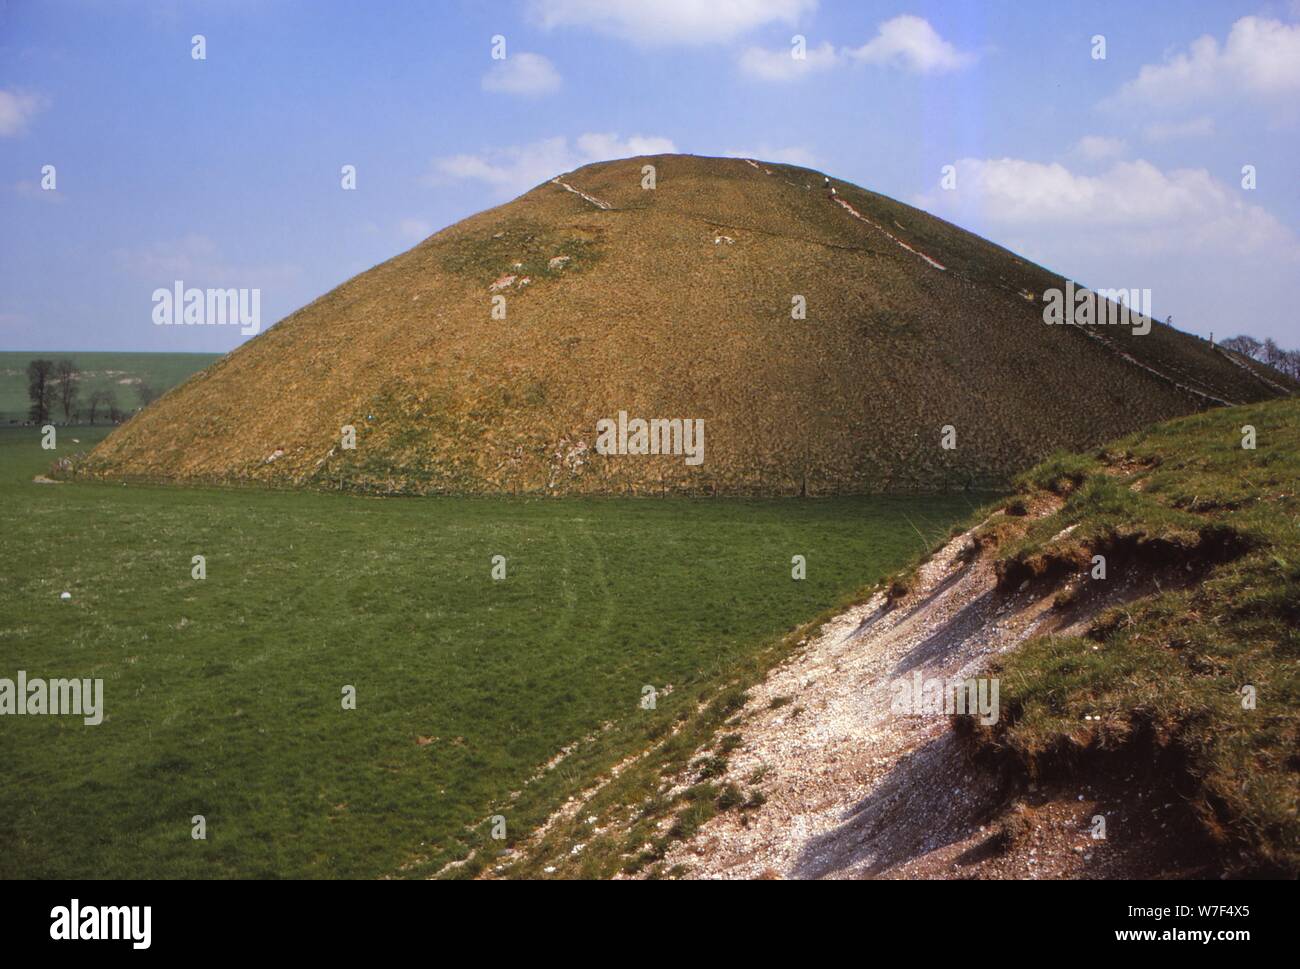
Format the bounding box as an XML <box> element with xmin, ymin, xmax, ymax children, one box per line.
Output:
<box><xmin>1069</xmin><ymin>324</ymin><xmax>1235</xmax><ymax>406</ymax></box>
<box><xmin>833</xmin><ymin>197</ymin><xmax>946</xmax><ymax>271</ymax></box>
<box><xmin>1213</xmin><ymin>345</ymin><xmax>1292</xmax><ymax>396</ymax></box>
<box><xmin>550</xmin><ymin>177</ymin><xmax>612</xmax><ymax>210</ymax></box>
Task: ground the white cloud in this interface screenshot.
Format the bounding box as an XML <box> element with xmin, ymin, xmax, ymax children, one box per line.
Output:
<box><xmin>117</xmin><ymin>234</ymin><xmax>224</xmax><ymax>277</ymax></box>
<box><xmin>916</xmin><ymin>156</ymin><xmax>1300</xmax><ymax>341</ymax></box>
<box><xmin>1143</xmin><ymin>116</ymin><xmax>1216</xmax><ymax>142</ymax></box>
<box><xmin>1074</xmin><ymin>135</ymin><xmax>1126</xmax><ymax>162</ymax></box>
<box><xmin>481</xmin><ymin>52</ymin><xmax>562</xmax><ymax>97</ymax></box>
<box><xmin>11</xmin><ymin>179</ymin><xmax>65</xmax><ymax>202</ymax></box>
<box><xmin>738</xmin><ymin>41</ymin><xmax>839</xmax><ymax>81</ymax></box>
<box><xmin>725</xmin><ymin>145</ymin><xmax>817</xmax><ymax>166</ymax></box>
<box><xmin>114</xmin><ymin>234</ymin><xmax>301</xmax><ymax>286</ymax></box>
<box><xmin>398</xmin><ymin>218</ymin><xmax>433</xmax><ymax>241</ymax></box>
<box><xmin>0</xmin><ymin>89</ymin><xmax>46</xmax><ymax>136</ymax></box>
<box><xmin>572</xmin><ymin>132</ymin><xmax>676</xmax><ymax>159</ymax></box>
<box><xmin>844</xmin><ymin>15</ymin><xmax>975</xmax><ymax>74</ymax></box>
<box><xmin>739</xmin><ymin>17</ymin><xmax>971</xmax><ymax>81</ymax></box>
<box><xmin>1114</xmin><ymin>16</ymin><xmax>1300</xmax><ymax>109</ymax></box>
<box><xmin>529</xmin><ymin>0</ymin><xmax>815</xmax><ymax>44</ymax></box>
<box><xmin>920</xmin><ymin>157</ymin><xmax>1289</xmax><ymax>230</ymax></box>
<box><xmin>430</xmin><ymin>133</ymin><xmax>676</xmax><ymax>197</ymax></box>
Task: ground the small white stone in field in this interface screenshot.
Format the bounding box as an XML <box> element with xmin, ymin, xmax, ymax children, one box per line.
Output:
<box><xmin>60</xmin><ymin>591</ymin><xmax>71</xmax><ymax>600</ymax></box>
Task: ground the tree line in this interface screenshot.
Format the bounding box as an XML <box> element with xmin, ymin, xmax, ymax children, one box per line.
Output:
<box><xmin>25</xmin><ymin>358</ymin><xmax>159</xmax><ymax>424</ymax></box>
<box><xmin>1218</xmin><ymin>335</ymin><xmax>1300</xmax><ymax>381</ymax></box>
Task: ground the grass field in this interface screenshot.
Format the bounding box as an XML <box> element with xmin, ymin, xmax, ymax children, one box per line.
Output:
<box><xmin>0</xmin><ymin>352</ymin><xmax>218</xmax><ymax>423</ymax></box>
<box><xmin>0</xmin><ymin>424</ymin><xmax>978</xmax><ymax>878</ymax></box>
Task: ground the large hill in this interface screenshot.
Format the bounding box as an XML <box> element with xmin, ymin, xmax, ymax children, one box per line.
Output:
<box><xmin>85</xmin><ymin>155</ymin><xmax>1294</xmax><ymax>494</ymax></box>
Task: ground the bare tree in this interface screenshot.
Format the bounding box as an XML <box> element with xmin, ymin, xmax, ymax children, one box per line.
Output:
<box><xmin>55</xmin><ymin>358</ymin><xmax>80</xmax><ymax>422</ymax></box>
<box><xmin>136</xmin><ymin>381</ymin><xmax>160</xmax><ymax>407</ymax></box>
<box><xmin>26</xmin><ymin>359</ymin><xmax>56</xmax><ymax>423</ymax></box>
<box><xmin>1219</xmin><ymin>333</ymin><xmax>1300</xmax><ymax>383</ymax></box>
<box><xmin>87</xmin><ymin>389</ymin><xmax>113</xmax><ymax>424</ymax></box>
<box><xmin>1220</xmin><ymin>335</ymin><xmax>1263</xmax><ymax>360</ymax></box>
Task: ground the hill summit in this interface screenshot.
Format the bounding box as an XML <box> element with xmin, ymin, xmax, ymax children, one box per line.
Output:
<box><xmin>87</xmin><ymin>154</ymin><xmax>1293</xmax><ymax>494</ymax></box>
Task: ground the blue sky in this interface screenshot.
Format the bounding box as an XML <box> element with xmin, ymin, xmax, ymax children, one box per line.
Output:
<box><xmin>2</xmin><ymin>0</ymin><xmax>1298</xmax><ymax>351</ymax></box>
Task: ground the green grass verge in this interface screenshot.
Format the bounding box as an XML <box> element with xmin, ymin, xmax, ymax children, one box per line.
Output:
<box><xmin>969</xmin><ymin>398</ymin><xmax>1299</xmax><ymax>875</ymax></box>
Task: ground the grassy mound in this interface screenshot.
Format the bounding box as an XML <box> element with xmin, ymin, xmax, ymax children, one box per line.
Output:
<box><xmin>83</xmin><ymin>155</ymin><xmax>1295</xmax><ymax>495</ymax></box>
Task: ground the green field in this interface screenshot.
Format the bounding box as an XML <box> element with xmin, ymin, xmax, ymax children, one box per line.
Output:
<box><xmin>0</xmin><ymin>352</ymin><xmax>219</xmax><ymax>423</ymax></box>
<box><xmin>0</xmin><ymin>424</ymin><xmax>978</xmax><ymax>878</ymax></box>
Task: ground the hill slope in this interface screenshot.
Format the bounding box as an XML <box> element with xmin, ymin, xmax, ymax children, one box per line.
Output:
<box><xmin>85</xmin><ymin>155</ymin><xmax>1295</xmax><ymax>493</ymax></box>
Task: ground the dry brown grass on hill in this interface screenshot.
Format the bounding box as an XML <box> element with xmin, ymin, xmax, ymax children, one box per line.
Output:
<box><xmin>85</xmin><ymin>154</ymin><xmax>1296</xmax><ymax>494</ymax></box>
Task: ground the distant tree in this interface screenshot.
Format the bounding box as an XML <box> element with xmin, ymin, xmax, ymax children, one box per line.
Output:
<box><xmin>136</xmin><ymin>381</ymin><xmax>160</xmax><ymax>407</ymax></box>
<box><xmin>55</xmin><ymin>358</ymin><xmax>80</xmax><ymax>422</ymax></box>
<box><xmin>1220</xmin><ymin>335</ymin><xmax>1263</xmax><ymax>360</ymax></box>
<box><xmin>107</xmin><ymin>391</ymin><xmax>125</xmax><ymax>423</ymax></box>
<box><xmin>1220</xmin><ymin>333</ymin><xmax>1300</xmax><ymax>383</ymax></box>
<box><xmin>87</xmin><ymin>389</ymin><xmax>113</xmax><ymax>424</ymax></box>
<box><xmin>26</xmin><ymin>359</ymin><xmax>56</xmax><ymax>423</ymax></box>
